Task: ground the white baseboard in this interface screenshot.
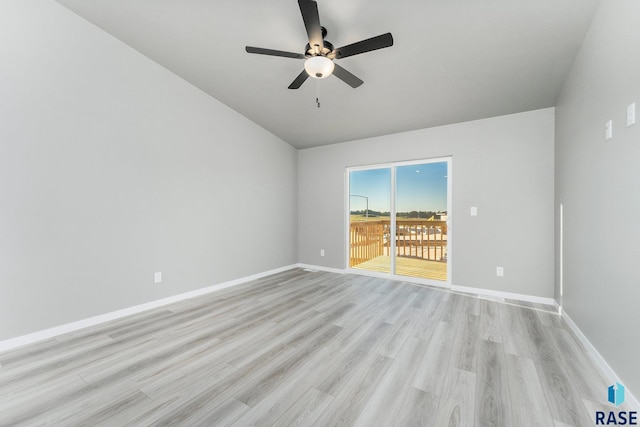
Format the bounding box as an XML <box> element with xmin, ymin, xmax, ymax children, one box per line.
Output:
<box><xmin>451</xmin><ymin>284</ymin><xmax>556</xmax><ymax>307</ymax></box>
<box><xmin>295</xmin><ymin>263</ymin><xmax>346</xmax><ymax>275</ymax></box>
<box><xmin>561</xmin><ymin>309</ymin><xmax>639</xmax><ymax>411</ymax></box>
<box><xmin>0</xmin><ymin>264</ymin><xmax>299</xmax><ymax>353</ymax></box>
<box><xmin>297</xmin><ymin>263</ymin><xmax>556</xmax><ymax>306</ymax></box>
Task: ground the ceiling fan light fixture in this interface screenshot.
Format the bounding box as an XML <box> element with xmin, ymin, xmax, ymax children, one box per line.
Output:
<box><xmin>304</xmin><ymin>55</ymin><xmax>334</xmax><ymax>79</ymax></box>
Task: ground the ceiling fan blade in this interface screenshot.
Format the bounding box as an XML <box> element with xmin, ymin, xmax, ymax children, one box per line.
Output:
<box><xmin>334</xmin><ymin>33</ymin><xmax>394</xmax><ymax>59</ymax></box>
<box><xmin>288</xmin><ymin>69</ymin><xmax>310</xmax><ymax>89</ymax></box>
<box><xmin>298</xmin><ymin>0</ymin><xmax>323</xmax><ymax>52</ymax></box>
<box><xmin>332</xmin><ymin>64</ymin><xmax>364</xmax><ymax>88</ymax></box>
<box><xmin>246</xmin><ymin>46</ymin><xmax>306</xmax><ymax>59</ymax></box>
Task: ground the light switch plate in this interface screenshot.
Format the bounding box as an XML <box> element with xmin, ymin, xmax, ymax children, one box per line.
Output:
<box><xmin>470</xmin><ymin>207</ymin><xmax>478</xmax><ymax>216</ymax></box>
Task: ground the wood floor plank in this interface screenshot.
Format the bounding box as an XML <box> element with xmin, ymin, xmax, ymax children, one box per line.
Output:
<box><xmin>377</xmin><ymin>306</ymin><xmax>422</xmax><ymax>359</ymax></box>
<box><xmin>412</xmin><ymin>320</ymin><xmax>456</xmax><ymax>395</ymax></box>
<box><xmin>354</xmin><ymin>336</ymin><xmax>429</xmax><ymax>427</ymax></box>
<box><xmin>440</xmin><ymin>292</ymin><xmax>467</xmax><ymax>324</ymax></box>
<box><xmin>139</xmin><ymin>356</ymin><xmax>234</xmax><ymax>401</ymax></box>
<box><xmin>504</xmin><ymin>353</ymin><xmax>555</xmax><ymax>427</ymax></box>
<box><xmin>311</xmin><ymin>353</ymin><xmax>393</xmax><ymax>427</ymax></box>
<box><xmin>272</xmin><ymin>387</ymin><xmax>333</xmax><ymax>427</ymax></box>
<box><xmin>475</xmin><ymin>339</ymin><xmax>513</xmax><ymax>427</ymax></box>
<box><xmin>549</xmin><ymin>327</ymin><xmax>609</xmax><ymax>402</ymax></box>
<box><xmin>394</xmin><ymin>386</ymin><xmax>440</xmax><ymax>427</ymax></box>
<box><xmin>433</xmin><ymin>368</ymin><xmax>476</xmax><ymax>427</ymax></box>
<box><xmin>317</xmin><ymin>322</ymin><xmax>393</xmax><ymax>397</ymax></box>
<box><xmin>22</xmin><ymin>337</ymin><xmax>229</xmax><ymax>425</ymax></box>
<box><xmin>233</xmin><ymin>325</ymin><xmax>344</xmax><ymax>408</ymax></box>
<box><xmin>410</xmin><ymin>290</ymin><xmax>450</xmax><ymax>341</ymax></box>
<box><xmin>477</xmin><ymin>299</ymin><xmax>503</xmax><ymax>343</ymax></box>
<box><xmin>53</xmin><ymin>309</ymin><xmax>176</xmax><ymax>345</ymax></box>
<box><xmin>169</xmin><ymin>397</ymin><xmax>250</xmax><ymax>427</ymax></box>
<box><xmin>228</xmin><ymin>308</ymin><xmax>345</xmax><ymax>370</ymax></box>
<box><xmin>0</xmin><ymin>335</ymin><xmax>115</xmax><ymax>401</ymax></box>
<box><xmin>498</xmin><ymin>303</ymin><xmax>535</xmax><ymax>357</ymax></box>
<box><xmin>229</xmin><ymin>346</ymin><xmax>342</xmax><ymax>427</ymax></box>
<box><xmin>144</xmin><ymin>345</ymin><xmax>301</xmax><ymax>426</ymax></box>
<box><xmin>519</xmin><ymin>308</ymin><xmax>594</xmax><ymax>427</ymax></box>
<box><xmin>0</xmin><ymin>373</ymin><xmax>89</xmax><ymax>425</ymax></box>
<box><xmin>453</xmin><ymin>312</ymin><xmax>480</xmax><ymax>372</ymax></box>
<box><xmin>58</xmin><ymin>390</ymin><xmax>154</xmax><ymax>427</ymax></box>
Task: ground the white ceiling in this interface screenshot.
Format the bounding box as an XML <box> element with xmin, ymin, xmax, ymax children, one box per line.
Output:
<box><xmin>55</xmin><ymin>0</ymin><xmax>600</xmax><ymax>149</ymax></box>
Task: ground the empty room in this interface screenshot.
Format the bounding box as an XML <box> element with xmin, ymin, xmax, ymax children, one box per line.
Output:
<box><xmin>1</xmin><ymin>0</ymin><xmax>639</xmax><ymax>425</ymax></box>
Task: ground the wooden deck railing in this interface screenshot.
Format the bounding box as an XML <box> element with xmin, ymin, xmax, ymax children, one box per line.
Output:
<box><xmin>349</xmin><ymin>219</ymin><xmax>447</xmax><ymax>267</ymax></box>
<box><xmin>349</xmin><ymin>220</ymin><xmax>389</xmax><ymax>267</ymax></box>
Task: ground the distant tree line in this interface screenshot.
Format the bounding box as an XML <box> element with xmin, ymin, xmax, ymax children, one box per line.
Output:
<box><xmin>350</xmin><ymin>210</ymin><xmax>445</xmax><ymax>218</ymax></box>
<box><xmin>350</xmin><ymin>210</ymin><xmax>388</xmax><ymax>217</ymax></box>
<box><xmin>398</xmin><ymin>211</ymin><xmax>442</xmax><ymax>218</ymax></box>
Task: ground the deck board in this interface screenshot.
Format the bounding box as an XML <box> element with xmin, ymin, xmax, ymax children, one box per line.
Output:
<box><xmin>353</xmin><ymin>255</ymin><xmax>447</xmax><ymax>281</ymax></box>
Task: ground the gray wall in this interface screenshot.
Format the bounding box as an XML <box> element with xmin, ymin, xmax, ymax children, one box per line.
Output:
<box><xmin>298</xmin><ymin>108</ymin><xmax>555</xmax><ymax>297</ymax></box>
<box><xmin>0</xmin><ymin>0</ymin><xmax>297</xmax><ymax>341</ymax></box>
<box><xmin>555</xmin><ymin>0</ymin><xmax>640</xmax><ymax>395</ymax></box>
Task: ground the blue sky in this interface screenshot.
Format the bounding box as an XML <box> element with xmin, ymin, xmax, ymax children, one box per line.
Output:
<box><xmin>349</xmin><ymin>162</ymin><xmax>448</xmax><ymax>213</ymax></box>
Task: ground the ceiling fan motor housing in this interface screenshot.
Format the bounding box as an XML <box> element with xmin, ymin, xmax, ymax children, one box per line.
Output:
<box><xmin>305</xmin><ymin>40</ymin><xmax>334</xmax><ymax>58</ymax></box>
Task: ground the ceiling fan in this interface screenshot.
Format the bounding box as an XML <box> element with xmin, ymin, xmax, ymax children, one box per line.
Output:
<box><xmin>245</xmin><ymin>0</ymin><xmax>393</xmax><ymax>89</ymax></box>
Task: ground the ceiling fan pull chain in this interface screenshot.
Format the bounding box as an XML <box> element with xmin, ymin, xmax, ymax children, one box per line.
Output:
<box><xmin>315</xmin><ymin>80</ymin><xmax>321</xmax><ymax>108</ymax></box>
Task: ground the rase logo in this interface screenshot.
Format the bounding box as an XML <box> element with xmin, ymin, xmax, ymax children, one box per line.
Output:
<box><xmin>610</xmin><ymin>383</ymin><xmax>626</xmax><ymax>407</ymax></box>
<box><xmin>596</xmin><ymin>383</ymin><xmax>637</xmax><ymax>425</ymax></box>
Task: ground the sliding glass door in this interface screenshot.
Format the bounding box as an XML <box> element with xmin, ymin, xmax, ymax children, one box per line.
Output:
<box><xmin>348</xmin><ymin>158</ymin><xmax>450</xmax><ymax>284</ymax></box>
<box><xmin>348</xmin><ymin>167</ymin><xmax>391</xmax><ymax>273</ymax></box>
<box><xmin>395</xmin><ymin>162</ymin><xmax>449</xmax><ymax>280</ymax></box>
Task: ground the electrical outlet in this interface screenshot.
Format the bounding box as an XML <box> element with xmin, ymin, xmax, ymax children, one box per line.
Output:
<box><xmin>628</xmin><ymin>103</ymin><xmax>636</xmax><ymax>127</ymax></box>
<box><xmin>154</xmin><ymin>272</ymin><xmax>162</xmax><ymax>283</ymax></box>
<box><xmin>496</xmin><ymin>267</ymin><xmax>504</xmax><ymax>277</ymax></box>
<box><xmin>320</xmin><ymin>249</ymin><xmax>325</xmax><ymax>257</ymax></box>
<box><xmin>605</xmin><ymin>120</ymin><xmax>613</xmax><ymax>140</ymax></box>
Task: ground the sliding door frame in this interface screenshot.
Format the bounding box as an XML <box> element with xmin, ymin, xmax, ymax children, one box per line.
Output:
<box><xmin>345</xmin><ymin>156</ymin><xmax>452</xmax><ymax>288</ymax></box>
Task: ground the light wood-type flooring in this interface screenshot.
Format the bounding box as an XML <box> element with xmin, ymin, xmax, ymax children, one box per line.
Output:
<box><xmin>0</xmin><ymin>268</ymin><xmax>627</xmax><ymax>426</ymax></box>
